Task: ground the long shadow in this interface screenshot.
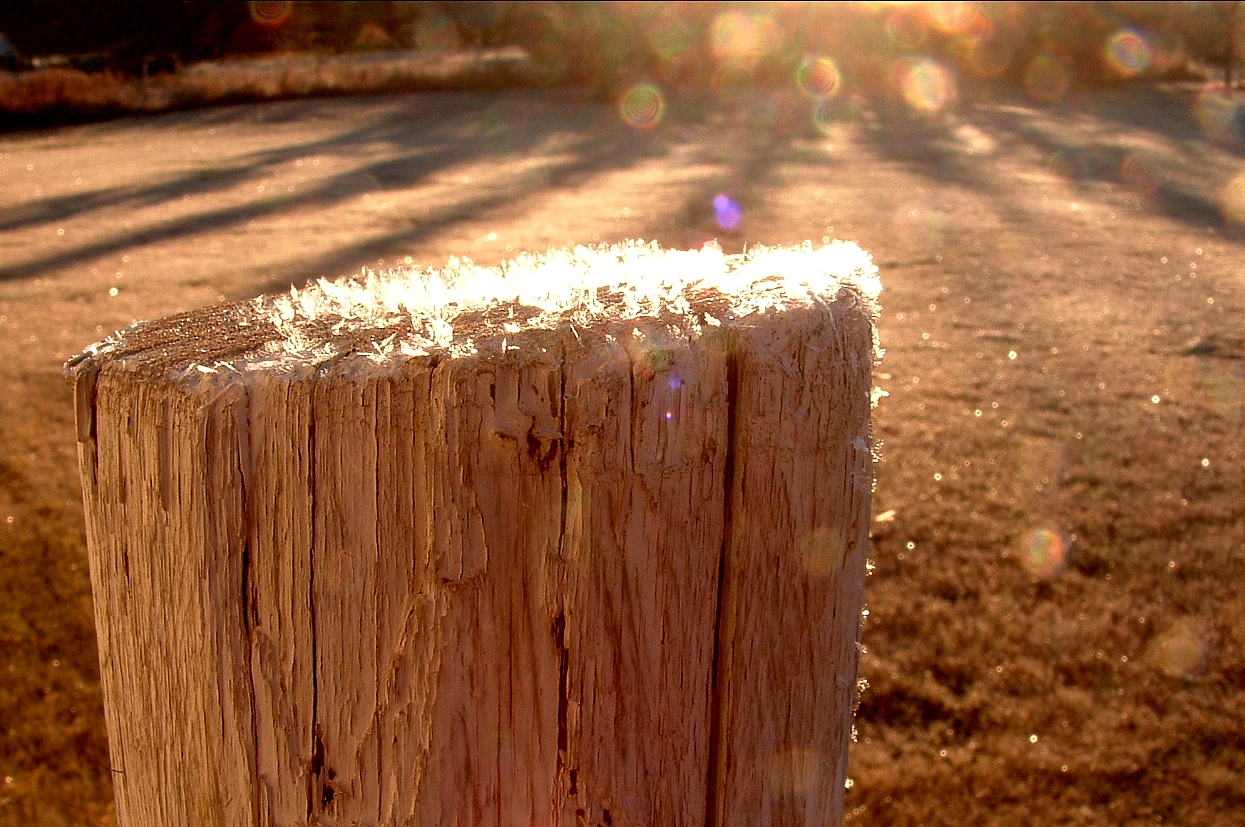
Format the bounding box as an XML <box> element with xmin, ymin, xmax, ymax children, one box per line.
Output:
<box><xmin>848</xmin><ymin>82</ymin><xmax>1240</xmax><ymax>234</ymax></box>
<box><xmin>0</xmin><ymin>88</ymin><xmax>667</xmax><ymax>285</ymax></box>
<box><xmin>977</xmin><ymin>85</ymin><xmax>1233</xmax><ymax>228</ymax></box>
<box><xmin>252</xmin><ymin>108</ymin><xmax>680</xmax><ymax>295</ymax></box>
<box><xmin>0</xmin><ymin>97</ymin><xmax>465</xmax><ymax>234</ymax></box>
<box><xmin>1074</xmin><ymin>82</ymin><xmax>1245</xmax><ymax>161</ymax></box>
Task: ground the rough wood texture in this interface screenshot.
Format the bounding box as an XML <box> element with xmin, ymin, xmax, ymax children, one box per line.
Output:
<box><xmin>68</xmin><ymin>242</ymin><xmax>880</xmax><ymax>827</ymax></box>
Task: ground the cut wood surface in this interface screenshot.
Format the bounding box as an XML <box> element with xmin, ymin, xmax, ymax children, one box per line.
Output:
<box><xmin>67</xmin><ymin>241</ymin><xmax>881</xmax><ymax>827</ymax></box>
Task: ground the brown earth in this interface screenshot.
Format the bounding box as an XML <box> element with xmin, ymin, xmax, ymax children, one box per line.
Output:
<box><xmin>0</xmin><ymin>77</ymin><xmax>1243</xmax><ymax>826</ymax></box>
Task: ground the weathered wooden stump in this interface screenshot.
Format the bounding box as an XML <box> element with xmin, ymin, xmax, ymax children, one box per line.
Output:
<box><xmin>67</xmin><ymin>241</ymin><xmax>881</xmax><ymax>827</ymax></box>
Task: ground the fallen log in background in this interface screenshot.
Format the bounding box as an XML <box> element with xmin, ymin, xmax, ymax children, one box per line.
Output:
<box><xmin>66</xmin><ymin>240</ymin><xmax>881</xmax><ymax>827</ymax></box>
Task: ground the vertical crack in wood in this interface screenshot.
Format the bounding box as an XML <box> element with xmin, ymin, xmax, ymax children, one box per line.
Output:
<box><xmin>705</xmin><ymin>332</ymin><xmax>739</xmax><ymax>827</ymax></box>
<box><xmin>555</xmin><ymin>342</ymin><xmax>571</xmax><ymax>787</ymax></box>
<box><xmin>231</xmin><ymin>388</ymin><xmax>263</xmax><ymax>827</ymax></box>
<box><xmin>305</xmin><ymin>412</ymin><xmax>321</xmax><ymax>820</ymax></box>
<box><xmin>72</xmin><ymin>362</ymin><xmax>100</xmax><ymax>487</ymax></box>
<box><xmin>627</xmin><ymin>346</ymin><xmax>638</xmax><ymax>474</ymax></box>
<box><xmin>233</xmin><ymin>389</ymin><xmax>258</xmax><ymax>643</ymax></box>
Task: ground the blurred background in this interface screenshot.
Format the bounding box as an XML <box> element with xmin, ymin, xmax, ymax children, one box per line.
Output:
<box><xmin>2</xmin><ymin>3</ymin><xmax>1244</xmax><ymax>827</ymax></box>
<box><xmin>1</xmin><ymin>1</ymin><xmax>1244</xmax><ymax>120</ymax></box>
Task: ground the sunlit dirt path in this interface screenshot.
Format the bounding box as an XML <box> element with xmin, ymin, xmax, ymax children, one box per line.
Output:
<box><xmin>1</xmin><ymin>82</ymin><xmax>1243</xmax><ymax>825</ymax></box>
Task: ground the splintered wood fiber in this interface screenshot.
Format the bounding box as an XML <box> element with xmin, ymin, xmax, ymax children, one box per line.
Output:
<box><xmin>67</xmin><ymin>241</ymin><xmax>881</xmax><ymax>827</ymax></box>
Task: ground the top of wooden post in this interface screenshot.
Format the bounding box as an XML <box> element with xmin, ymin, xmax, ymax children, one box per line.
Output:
<box><xmin>65</xmin><ymin>240</ymin><xmax>881</xmax><ymax>385</ymax></box>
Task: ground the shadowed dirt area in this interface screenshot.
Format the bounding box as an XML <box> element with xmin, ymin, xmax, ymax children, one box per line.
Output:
<box><xmin>1</xmin><ymin>78</ymin><xmax>1243</xmax><ymax>825</ymax></box>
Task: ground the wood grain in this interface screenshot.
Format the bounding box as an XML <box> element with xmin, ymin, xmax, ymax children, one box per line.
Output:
<box><xmin>69</xmin><ymin>245</ymin><xmax>878</xmax><ymax>827</ymax></box>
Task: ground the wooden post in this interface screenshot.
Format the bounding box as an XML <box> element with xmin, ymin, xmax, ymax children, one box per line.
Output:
<box><xmin>67</xmin><ymin>241</ymin><xmax>880</xmax><ymax>827</ymax></box>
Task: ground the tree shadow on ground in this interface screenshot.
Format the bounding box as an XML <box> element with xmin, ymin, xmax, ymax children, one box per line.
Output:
<box><xmin>0</xmin><ymin>88</ymin><xmax>679</xmax><ymax>288</ymax></box>
<box><xmin>847</xmin><ymin>82</ymin><xmax>1245</xmax><ymax>236</ymax></box>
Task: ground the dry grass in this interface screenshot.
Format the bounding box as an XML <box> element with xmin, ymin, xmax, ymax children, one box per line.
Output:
<box><xmin>0</xmin><ymin>48</ymin><xmax>537</xmax><ymax>125</ymax></box>
<box><xmin>0</xmin><ymin>74</ymin><xmax>1243</xmax><ymax>826</ymax></box>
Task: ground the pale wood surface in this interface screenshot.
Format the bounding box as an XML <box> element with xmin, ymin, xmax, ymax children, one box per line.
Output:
<box><xmin>70</xmin><ymin>246</ymin><xmax>877</xmax><ymax>827</ymax></box>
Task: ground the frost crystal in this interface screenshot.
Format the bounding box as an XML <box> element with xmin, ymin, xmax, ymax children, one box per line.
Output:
<box><xmin>251</xmin><ymin>239</ymin><xmax>880</xmax><ymax>365</ymax></box>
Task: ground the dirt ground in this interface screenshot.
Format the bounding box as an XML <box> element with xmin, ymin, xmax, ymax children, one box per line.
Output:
<box><xmin>1</xmin><ymin>77</ymin><xmax>1243</xmax><ymax>826</ymax></box>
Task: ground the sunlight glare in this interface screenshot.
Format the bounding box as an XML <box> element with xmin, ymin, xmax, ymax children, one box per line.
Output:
<box><xmin>248</xmin><ymin>0</ymin><xmax>293</xmax><ymax>28</ymax></box>
<box><xmin>162</xmin><ymin>241</ymin><xmax>884</xmax><ymax>367</ymax></box>
<box><xmin>1104</xmin><ymin>29</ymin><xmax>1152</xmax><ymax>78</ymax></box>
<box><xmin>712</xmin><ymin>194</ymin><xmax>743</xmax><ymax>231</ymax></box>
<box><xmin>1020</xmin><ymin>527</ymin><xmax>1067</xmax><ymax>579</ymax></box>
<box><xmin>1219</xmin><ymin>173</ymin><xmax>1245</xmax><ymax>226</ymax></box>
<box><xmin>795</xmin><ymin>56</ymin><xmax>842</xmax><ymax>99</ymax></box>
<box><xmin>896</xmin><ymin>57</ymin><xmax>956</xmax><ymax>113</ymax></box>
<box><xmin>619</xmin><ymin>83</ymin><xmax>666</xmax><ymax>130</ymax></box>
<box><xmin>711</xmin><ymin>10</ymin><xmax>780</xmax><ymax>70</ymax></box>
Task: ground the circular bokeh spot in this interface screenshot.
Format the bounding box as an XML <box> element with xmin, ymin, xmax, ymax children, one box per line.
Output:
<box><xmin>963</xmin><ymin>35</ymin><xmax>1014</xmax><ymax>78</ymax></box>
<box><xmin>810</xmin><ymin>97</ymin><xmax>859</xmax><ymax>137</ymax></box>
<box><xmin>766</xmin><ymin>747</ymin><xmax>822</xmax><ymax>794</ymax></box>
<box><xmin>797</xmin><ymin>527</ymin><xmax>844</xmax><ymax>577</ymax></box>
<box><xmin>619</xmin><ymin>83</ymin><xmax>666</xmax><ymax>130</ymax></box>
<box><xmin>886</xmin><ymin>10</ymin><xmax>927</xmax><ymax>50</ymax></box>
<box><xmin>1046</xmin><ymin>147</ymin><xmax>1087</xmax><ymax>182</ymax></box>
<box><xmin>410</xmin><ymin>11</ymin><xmax>461</xmax><ymax>52</ymax></box>
<box><xmin>1021</xmin><ymin>527</ymin><xmax>1067</xmax><ymax>579</ymax></box>
<box><xmin>1023</xmin><ymin>54</ymin><xmax>1072</xmax><ymax>103</ymax></box>
<box><xmin>1104</xmin><ymin>29</ymin><xmax>1152</xmax><ymax>78</ymax></box>
<box><xmin>711</xmin><ymin>10</ymin><xmax>780</xmax><ymax>69</ymax></box>
<box><xmin>897</xmin><ymin>58</ymin><xmax>956</xmax><ymax>113</ymax></box>
<box><xmin>648</xmin><ymin>18</ymin><xmax>699</xmax><ymax>62</ymax></box>
<box><xmin>1193</xmin><ymin>89</ymin><xmax>1243</xmax><ymax>142</ymax></box>
<box><xmin>249</xmin><ymin>0</ymin><xmax>293</xmax><ymax>27</ymax></box>
<box><xmin>795</xmin><ymin>56</ymin><xmax>842</xmax><ymax>99</ymax></box>
<box><xmin>1154</xmin><ymin>620</ymin><xmax>1207</xmax><ymax>679</ymax></box>
<box><xmin>1120</xmin><ymin>155</ymin><xmax>1159</xmax><ymax>195</ymax></box>
<box><xmin>1220</xmin><ymin>173</ymin><xmax>1245</xmax><ymax>225</ymax></box>
<box><xmin>712</xmin><ymin>194</ymin><xmax>743</xmax><ymax>232</ymax></box>
<box><xmin>894</xmin><ymin>199</ymin><xmax>943</xmax><ymax>248</ymax></box>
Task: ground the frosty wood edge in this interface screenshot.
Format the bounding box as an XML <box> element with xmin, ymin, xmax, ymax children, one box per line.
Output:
<box><xmin>66</xmin><ymin>239</ymin><xmax>882</xmax><ymax>381</ymax></box>
<box><xmin>65</xmin><ymin>239</ymin><xmax>882</xmax><ymax>827</ymax></box>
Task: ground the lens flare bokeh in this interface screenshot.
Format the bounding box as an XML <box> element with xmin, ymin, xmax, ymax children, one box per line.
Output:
<box><xmin>810</xmin><ymin>97</ymin><xmax>860</xmax><ymax>137</ymax></box>
<box><xmin>1193</xmin><ymin>89</ymin><xmax>1243</xmax><ymax>142</ymax></box>
<box><xmin>1120</xmin><ymin>155</ymin><xmax>1159</xmax><ymax>196</ymax></box>
<box><xmin>962</xmin><ymin>35</ymin><xmax>1014</xmax><ymax>78</ymax></box>
<box><xmin>886</xmin><ymin>10</ymin><xmax>928</xmax><ymax>50</ymax></box>
<box><xmin>711</xmin><ymin>10</ymin><xmax>780</xmax><ymax>70</ymax></box>
<box><xmin>797</xmin><ymin>527</ymin><xmax>844</xmax><ymax>578</ymax></box>
<box><xmin>648</xmin><ymin>18</ymin><xmax>699</xmax><ymax>62</ymax></box>
<box><xmin>410</xmin><ymin>12</ymin><xmax>462</xmax><ymax>52</ymax></box>
<box><xmin>1023</xmin><ymin>54</ymin><xmax>1072</xmax><ymax>103</ymax></box>
<box><xmin>766</xmin><ymin>747</ymin><xmax>822</xmax><ymax>794</ymax></box>
<box><xmin>897</xmin><ymin>58</ymin><xmax>956</xmax><ymax>113</ymax></box>
<box><xmin>618</xmin><ymin>83</ymin><xmax>666</xmax><ymax>130</ymax></box>
<box><xmin>894</xmin><ymin>200</ymin><xmax>944</xmax><ymax>247</ymax></box>
<box><xmin>249</xmin><ymin>0</ymin><xmax>293</xmax><ymax>28</ymax></box>
<box><xmin>1020</xmin><ymin>528</ymin><xmax>1067</xmax><ymax>579</ymax></box>
<box><xmin>1046</xmin><ymin>147</ymin><xmax>1088</xmax><ymax>183</ymax></box>
<box><xmin>1104</xmin><ymin>29</ymin><xmax>1152</xmax><ymax>78</ymax></box>
<box><xmin>1154</xmin><ymin>620</ymin><xmax>1208</xmax><ymax>679</ymax></box>
<box><xmin>712</xmin><ymin>194</ymin><xmax>743</xmax><ymax>231</ymax></box>
<box><xmin>929</xmin><ymin>0</ymin><xmax>993</xmax><ymax>37</ymax></box>
<box><xmin>1220</xmin><ymin>173</ymin><xmax>1245</xmax><ymax>226</ymax></box>
<box><xmin>795</xmin><ymin>56</ymin><xmax>842</xmax><ymax>99</ymax></box>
